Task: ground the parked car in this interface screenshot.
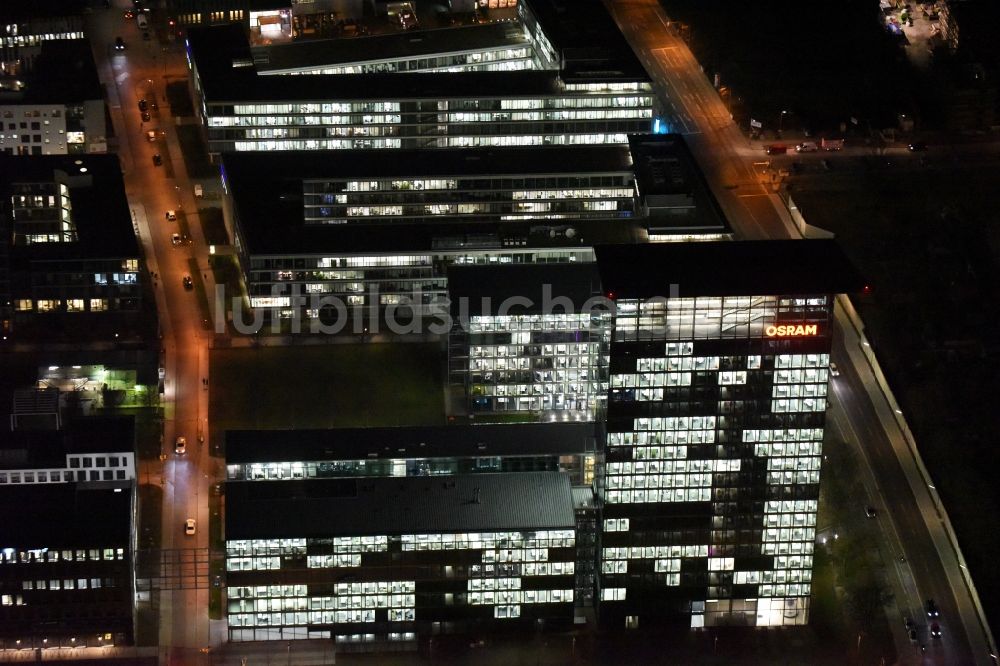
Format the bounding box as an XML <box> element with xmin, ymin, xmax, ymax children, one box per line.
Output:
<box><xmin>908</xmin><ymin>141</ymin><xmax>928</xmax><ymax>152</ymax></box>
<box><xmin>908</xmin><ymin>628</ymin><xmax>918</xmax><ymax>644</ymax></box>
<box><xmin>865</xmin><ymin>505</ymin><xmax>877</xmax><ymax>519</ymax></box>
<box><xmin>182</xmin><ymin>275</ymin><xmax>193</xmax><ymax>290</ymax></box>
<box><xmin>141</xmin><ymin>111</ymin><xmax>151</xmax><ymax>122</ymax></box>
<box><xmin>138</xmin><ymin>99</ymin><xmax>148</xmax><ymax>112</ymax></box>
<box><xmin>399</xmin><ymin>8</ymin><xmax>418</xmax><ymax>30</ymax></box>
<box><xmin>152</xmin><ymin>153</ymin><xmax>162</xmax><ymax>166</ymax></box>
<box><xmin>925</xmin><ymin>599</ymin><xmax>940</xmax><ymax>617</ymax></box>
<box><xmin>175</xmin><ymin>436</ymin><xmax>186</xmax><ymax>454</ymax></box>
<box><xmin>146</xmin><ymin>130</ymin><xmax>157</xmax><ymax>142</ymax></box>
<box><xmin>184</xmin><ymin>519</ymin><xmax>196</xmax><ymax>536</ymax></box>
<box><xmin>171</xmin><ymin>233</ymin><xmax>181</xmax><ymax>246</ymax></box>
<box><xmin>829</xmin><ymin>362</ymin><xmax>840</xmax><ymax>377</ymax></box>
<box><xmin>765</xmin><ymin>144</ymin><xmax>788</xmax><ymax>155</ymax></box>
<box><xmin>165</xmin><ymin>210</ymin><xmax>177</xmax><ymax>221</ymax></box>
<box><xmin>795</xmin><ymin>141</ymin><xmax>818</xmax><ymax>152</ymax></box>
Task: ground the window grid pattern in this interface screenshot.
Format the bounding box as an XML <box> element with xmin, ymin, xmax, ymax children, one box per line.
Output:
<box><xmin>602</xmin><ymin>295</ymin><xmax>832</xmax><ymax>629</ymax></box>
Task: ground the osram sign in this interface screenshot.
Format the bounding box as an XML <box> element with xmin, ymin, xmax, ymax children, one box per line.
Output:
<box><xmin>766</xmin><ymin>324</ymin><xmax>819</xmax><ymax>337</ymax></box>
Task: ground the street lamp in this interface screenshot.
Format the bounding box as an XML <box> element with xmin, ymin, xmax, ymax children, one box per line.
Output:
<box><xmin>778</xmin><ymin>110</ymin><xmax>789</xmax><ymax>134</ymax></box>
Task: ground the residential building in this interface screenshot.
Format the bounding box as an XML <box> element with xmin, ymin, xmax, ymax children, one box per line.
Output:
<box><xmin>0</xmin><ymin>39</ymin><xmax>106</xmax><ymax>155</ymax></box>
<box><xmin>593</xmin><ymin>240</ymin><xmax>863</xmax><ymax>630</ymax></box>
<box><xmin>0</xmin><ymin>0</ymin><xmax>87</xmax><ymax>49</ymax></box>
<box><xmin>0</xmin><ymin>154</ymin><xmax>150</xmax><ymax>343</ymax></box>
<box><xmin>224</xmin><ymin>473</ymin><xmax>578</xmax><ymax>647</ymax></box>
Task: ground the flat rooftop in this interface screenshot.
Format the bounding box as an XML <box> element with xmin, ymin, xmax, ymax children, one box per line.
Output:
<box><xmin>0</xmin><ymin>484</ymin><xmax>131</xmax><ymax>549</ymax></box>
<box><xmin>225</xmin><ymin>471</ymin><xmax>576</xmax><ymax>539</ymax></box>
<box><xmin>627</xmin><ymin>134</ymin><xmax>730</xmax><ymax>233</ymax></box>
<box><xmin>226</xmin><ymin>422</ymin><xmax>597</xmax><ymax>465</ymax></box>
<box><xmin>447</xmin><ymin>262</ymin><xmax>604</xmax><ymax>316</ymax></box>
<box><xmin>257</xmin><ymin>22</ymin><xmax>530</xmax><ymax>74</ymax></box>
<box><xmin>0</xmin><ymin>416</ymin><xmax>135</xmax><ymax>470</ymax></box>
<box><xmin>595</xmin><ymin>240</ymin><xmax>866</xmax><ymax>298</ymax></box>
<box><xmin>0</xmin><ymin>154</ymin><xmax>138</xmax><ymax>262</ymax></box>
<box><xmin>221</xmin><ymin>148</ymin><xmax>646</xmax><ymax>255</ymax></box>
<box><xmin>0</xmin><ymin>39</ymin><xmax>102</xmax><ymax>104</ymax></box>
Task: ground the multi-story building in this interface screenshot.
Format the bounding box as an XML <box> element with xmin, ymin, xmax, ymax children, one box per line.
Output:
<box><xmin>186</xmin><ymin>0</ymin><xmax>657</xmax><ymax>154</ymax></box>
<box><xmin>224</xmin><ymin>472</ymin><xmax>578</xmax><ymax>647</ymax></box>
<box><xmin>446</xmin><ymin>262</ymin><xmax>611</xmax><ymax>419</ymax></box>
<box><xmin>593</xmin><ymin>240</ymin><xmax>863</xmax><ymax>630</ymax></box>
<box><xmin>0</xmin><ymin>39</ymin><xmax>106</xmax><ymax>155</ymax></box>
<box><xmin>0</xmin><ymin>154</ymin><xmax>149</xmax><ymax>342</ymax></box>
<box><xmin>219</xmin><ymin>135</ymin><xmax>728</xmax><ymax>327</ymax></box>
<box><xmin>0</xmin><ymin>483</ymin><xmax>135</xmax><ymax>650</ymax></box>
<box><xmin>0</xmin><ymin>0</ymin><xmax>87</xmax><ymax>50</ymax></box>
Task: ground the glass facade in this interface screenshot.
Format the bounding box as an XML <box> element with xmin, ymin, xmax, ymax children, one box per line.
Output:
<box><xmin>225</xmin><ymin>530</ymin><xmax>576</xmax><ymax>643</ymax></box>
<box><xmin>449</xmin><ymin>313</ymin><xmax>611</xmax><ymax>418</ymax></box>
<box><xmin>600</xmin><ymin>294</ymin><xmax>833</xmax><ymax>629</ymax></box>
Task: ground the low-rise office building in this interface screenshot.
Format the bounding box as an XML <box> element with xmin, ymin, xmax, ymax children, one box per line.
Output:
<box><xmin>593</xmin><ymin>240</ymin><xmax>863</xmax><ymax>630</ymax></box>
<box><xmin>224</xmin><ymin>473</ymin><xmax>577</xmax><ymax>647</ymax></box>
<box><xmin>0</xmin><ymin>483</ymin><xmax>135</xmax><ymax>650</ymax></box>
<box><xmin>0</xmin><ymin>415</ymin><xmax>137</xmax><ymax>488</ymax></box>
<box><xmin>0</xmin><ymin>154</ymin><xmax>150</xmax><ymax>343</ymax></box>
<box><xmin>186</xmin><ymin>0</ymin><xmax>656</xmax><ymax>154</ymax></box>
<box><xmin>225</xmin><ymin>422</ymin><xmax>598</xmax><ymax>486</ymax></box>
<box><xmin>0</xmin><ymin>39</ymin><xmax>106</xmax><ymax>155</ymax></box>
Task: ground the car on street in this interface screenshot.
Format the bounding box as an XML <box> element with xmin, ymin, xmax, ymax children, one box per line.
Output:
<box><xmin>925</xmin><ymin>598</ymin><xmax>940</xmax><ymax>617</ymax></box>
<box><xmin>904</xmin><ymin>617</ymin><xmax>915</xmax><ymax>631</ymax></box>
<box><xmin>865</xmin><ymin>505</ymin><xmax>877</xmax><ymax>519</ymax></box>
<box><xmin>795</xmin><ymin>142</ymin><xmax>818</xmax><ymax>152</ymax></box>
<box><xmin>908</xmin><ymin>628</ymin><xmax>918</xmax><ymax>644</ymax></box>
<box><xmin>829</xmin><ymin>362</ymin><xmax>840</xmax><ymax>377</ymax></box>
<box><xmin>908</xmin><ymin>141</ymin><xmax>928</xmax><ymax>152</ymax></box>
<box><xmin>175</xmin><ymin>436</ymin><xmax>186</xmax><ymax>454</ymax></box>
<box><xmin>124</xmin><ymin>10</ymin><xmax>134</xmax><ymax>19</ymax></box>
<box><xmin>930</xmin><ymin>622</ymin><xmax>941</xmax><ymax>639</ymax></box>
<box><xmin>141</xmin><ymin>111</ymin><xmax>151</xmax><ymax>122</ymax></box>
<box><xmin>765</xmin><ymin>144</ymin><xmax>788</xmax><ymax>155</ymax></box>
<box><xmin>138</xmin><ymin>99</ymin><xmax>148</xmax><ymax>112</ymax></box>
<box><xmin>165</xmin><ymin>210</ymin><xmax>177</xmax><ymax>221</ymax></box>
<box><xmin>152</xmin><ymin>153</ymin><xmax>162</xmax><ymax>166</ymax></box>
<box><xmin>399</xmin><ymin>7</ymin><xmax>418</xmax><ymax>30</ymax></box>
<box><xmin>115</xmin><ymin>36</ymin><xmax>125</xmax><ymax>50</ymax></box>
<box><xmin>146</xmin><ymin>130</ymin><xmax>157</xmax><ymax>142</ymax></box>
<box><xmin>171</xmin><ymin>233</ymin><xmax>182</xmax><ymax>246</ymax></box>
<box><xmin>184</xmin><ymin>519</ymin><xmax>196</xmax><ymax>536</ymax></box>
<box><xmin>142</xmin><ymin>31</ymin><xmax>150</xmax><ymax>41</ymax></box>
<box><xmin>182</xmin><ymin>275</ymin><xmax>193</xmax><ymax>290</ymax></box>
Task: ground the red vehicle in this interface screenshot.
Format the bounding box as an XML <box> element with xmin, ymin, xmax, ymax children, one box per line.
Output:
<box><xmin>765</xmin><ymin>144</ymin><xmax>788</xmax><ymax>155</ymax></box>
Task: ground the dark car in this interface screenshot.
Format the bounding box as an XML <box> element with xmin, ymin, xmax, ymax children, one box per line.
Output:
<box><xmin>182</xmin><ymin>275</ymin><xmax>193</xmax><ymax>290</ymax></box>
<box><xmin>925</xmin><ymin>599</ymin><xmax>940</xmax><ymax>617</ymax></box>
<box><xmin>152</xmin><ymin>153</ymin><xmax>162</xmax><ymax>166</ymax></box>
<box><xmin>930</xmin><ymin>622</ymin><xmax>942</xmax><ymax>639</ymax></box>
<box><xmin>865</xmin><ymin>505</ymin><xmax>877</xmax><ymax>519</ymax></box>
<box><xmin>138</xmin><ymin>99</ymin><xmax>148</xmax><ymax>112</ymax></box>
<box><xmin>765</xmin><ymin>144</ymin><xmax>788</xmax><ymax>155</ymax></box>
<box><xmin>114</xmin><ymin>36</ymin><xmax>125</xmax><ymax>50</ymax></box>
<box><xmin>142</xmin><ymin>31</ymin><xmax>151</xmax><ymax>41</ymax></box>
<box><xmin>908</xmin><ymin>141</ymin><xmax>928</xmax><ymax>152</ymax></box>
<box><xmin>141</xmin><ymin>111</ymin><xmax>151</xmax><ymax>122</ymax></box>
<box><xmin>908</xmin><ymin>628</ymin><xmax>918</xmax><ymax>644</ymax></box>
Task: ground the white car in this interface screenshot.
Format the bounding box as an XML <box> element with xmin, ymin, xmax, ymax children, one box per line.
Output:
<box><xmin>171</xmin><ymin>233</ymin><xmax>181</xmax><ymax>246</ymax></box>
<box><xmin>829</xmin><ymin>362</ymin><xmax>840</xmax><ymax>377</ymax></box>
<box><xmin>146</xmin><ymin>130</ymin><xmax>157</xmax><ymax>142</ymax></box>
<box><xmin>175</xmin><ymin>436</ymin><xmax>186</xmax><ymax>454</ymax></box>
<box><xmin>184</xmin><ymin>519</ymin><xmax>196</xmax><ymax>536</ymax></box>
<box><xmin>165</xmin><ymin>210</ymin><xmax>177</xmax><ymax>221</ymax></box>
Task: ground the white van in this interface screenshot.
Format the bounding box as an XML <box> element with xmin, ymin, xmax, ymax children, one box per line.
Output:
<box><xmin>136</xmin><ymin>12</ymin><xmax>148</xmax><ymax>29</ymax></box>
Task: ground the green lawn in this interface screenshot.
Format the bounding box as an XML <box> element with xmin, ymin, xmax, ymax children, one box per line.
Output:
<box><xmin>210</xmin><ymin>343</ymin><xmax>445</xmax><ymax>431</ymax></box>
